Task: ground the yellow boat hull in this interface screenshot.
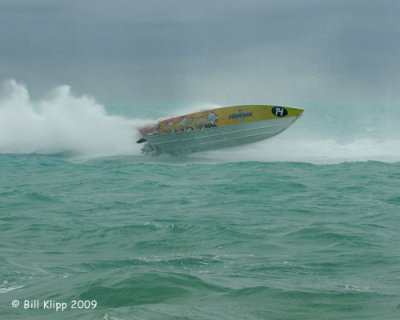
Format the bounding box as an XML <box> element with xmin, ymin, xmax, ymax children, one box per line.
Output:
<box><xmin>138</xmin><ymin>105</ymin><xmax>303</xmax><ymax>155</ymax></box>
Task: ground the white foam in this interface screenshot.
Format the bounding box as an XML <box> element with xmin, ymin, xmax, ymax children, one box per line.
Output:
<box><xmin>0</xmin><ymin>80</ymin><xmax>147</xmax><ymax>158</ymax></box>
<box><xmin>0</xmin><ymin>281</ymin><xmax>23</xmax><ymax>294</ymax></box>
<box><xmin>199</xmin><ymin>136</ymin><xmax>400</xmax><ymax>164</ymax></box>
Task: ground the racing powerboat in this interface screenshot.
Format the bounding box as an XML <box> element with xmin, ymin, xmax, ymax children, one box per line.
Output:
<box><xmin>137</xmin><ymin>105</ymin><xmax>303</xmax><ymax>155</ymax></box>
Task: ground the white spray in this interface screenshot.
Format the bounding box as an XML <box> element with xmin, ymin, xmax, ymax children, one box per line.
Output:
<box><xmin>0</xmin><ymin>80</ymin><xmax>146</xmax><ymax>158</ymax></box>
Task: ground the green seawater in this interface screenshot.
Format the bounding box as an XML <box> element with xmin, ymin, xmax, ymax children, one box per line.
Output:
<box><xmin>1</xmin><ymin>155</ymin><xmax>400</xmax><ymax>319</ymax></box>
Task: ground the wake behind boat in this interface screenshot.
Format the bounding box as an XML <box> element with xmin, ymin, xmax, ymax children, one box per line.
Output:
<box><xmin>137</xmin><ymin>105</ymin><xmax>303</xmax><ymax>155</ymax></box>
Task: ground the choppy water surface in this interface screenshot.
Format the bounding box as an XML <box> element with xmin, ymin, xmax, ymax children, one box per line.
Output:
<box><xmin>1</xmin><ymin>81</ymin><xmax>400</xmax><ymax>319</ymax></box>
<box><xmin>1</xmin><ymin>155</ymin><xmax>400</xmax><ymax>319</ymax></box>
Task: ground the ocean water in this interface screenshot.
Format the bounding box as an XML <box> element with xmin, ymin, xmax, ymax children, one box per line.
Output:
<box><xmin>1</xmin><ymin>81</ymin><xmax>400</xmax><ymax>319</ymax></box>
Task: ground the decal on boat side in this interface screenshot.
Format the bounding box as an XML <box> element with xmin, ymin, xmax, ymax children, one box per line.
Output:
<box><xmin>161</xmin><ymin>112</ymin><xmax>219</xmax><ymax>135</ymax></box>
<box><xmin>228</xmin><ymin>109</ymin><xmax>253</xmax><ymax>122</ymax></box>
<box><xmin>272</xmin><ymin>107</ymin><xmax>288</xmax><ymax>117</ymax></box>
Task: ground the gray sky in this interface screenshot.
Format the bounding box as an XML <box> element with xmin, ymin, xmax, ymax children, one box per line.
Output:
<box><xmin>1</xmin><ymin>0</ymin><xmax>399</xmax><ymax>105</ymax></box>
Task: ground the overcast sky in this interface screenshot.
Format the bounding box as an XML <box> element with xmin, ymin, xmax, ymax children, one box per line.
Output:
<box><xmin>1</xmin><ymin>0</ymin><xmax>399</xmax><ymax>105</ymax></box>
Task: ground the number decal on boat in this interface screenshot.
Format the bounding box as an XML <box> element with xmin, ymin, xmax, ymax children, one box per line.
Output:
<box><xmin>272</xmin><ymin>107</ymin><xmax>288</xmax><ymax>117</ymax></box>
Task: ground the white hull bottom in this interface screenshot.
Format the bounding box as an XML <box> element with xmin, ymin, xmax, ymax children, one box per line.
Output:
<box><xmin>144</xmin><ymin>116</ymin><xmax>300</xmax><ymax>155</ymax></box>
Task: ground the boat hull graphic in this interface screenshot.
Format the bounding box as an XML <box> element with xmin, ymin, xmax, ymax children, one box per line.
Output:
<box><xmin>138</xmin><ymin>105</ymin><xmax>303</xmax><ymax>155</ymax></box>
